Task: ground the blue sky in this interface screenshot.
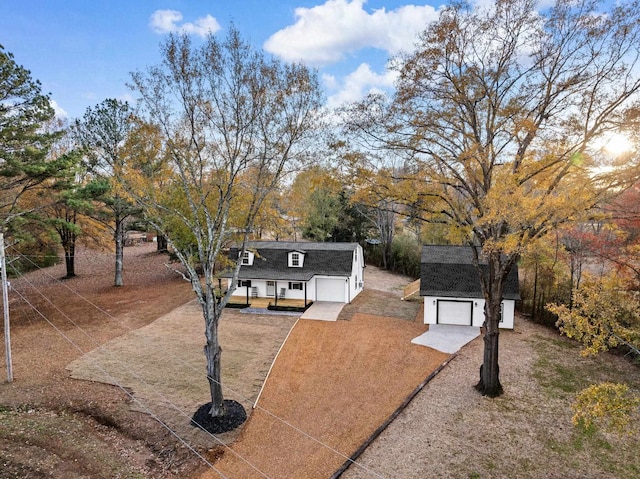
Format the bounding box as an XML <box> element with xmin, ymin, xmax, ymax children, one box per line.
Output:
<box><xmin>2</xmin><ymin>0</ymin><xmax>447</xmax><ymax>119</ymax></box>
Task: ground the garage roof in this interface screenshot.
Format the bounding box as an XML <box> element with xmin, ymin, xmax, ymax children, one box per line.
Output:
<box><xmin>420</xmin><ymin>245</ymin><xmax>520</xmax><ymax>300</ymax></box>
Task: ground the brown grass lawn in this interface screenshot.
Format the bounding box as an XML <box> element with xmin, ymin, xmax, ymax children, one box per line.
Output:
<box><xmin>207</xmin><ymin>310</ymin><xmax>448</xmax><ymax>479</ymax></box>
<box><xmin>343</xmin><ymin>318</ymin><xmax>640</xmax><ymax>479</ymax></box>
<box><xmin>67</xmin><ymin>301</ymin><xmax>299</xmax><ymax>448</ymax></box>
<box><xmin>2</xmin><ymin>244</ymin><xmax>639</xmax><ymax>478</ymax></box>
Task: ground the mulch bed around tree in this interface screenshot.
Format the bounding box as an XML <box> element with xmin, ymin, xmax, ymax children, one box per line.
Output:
<box><xmin>192</xmin><ymin>400</ymin><xmax>247</xmax><ymax>434</ymax></box>
<box><xmin>204</xmin><ymin>302</ymin><xmax>449</xmax><ymax>479</ymax></box>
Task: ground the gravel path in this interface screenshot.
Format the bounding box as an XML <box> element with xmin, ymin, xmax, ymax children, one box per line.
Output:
<box><xmin>342</xmin><ymin>317</ymin><xmax>640</xmax><ymax>479</ymax></box>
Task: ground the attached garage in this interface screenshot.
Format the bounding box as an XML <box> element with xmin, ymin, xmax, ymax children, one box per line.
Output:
<box><xmin>228</xmin><ymin>241</ymin><xmax>365</xmax><ymax>305</ymax></box>
<box><xmin>316</xmin><ymin>278</ymin><xmax>346</xmax><ymax>302</ymax></box>
<box><xmin>437</xmin><ymin>300</ymin><xmax>473</xmax><ymax>326</ymax></box>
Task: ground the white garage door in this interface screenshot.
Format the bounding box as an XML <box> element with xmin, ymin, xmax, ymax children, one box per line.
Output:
<box><xmin>437</xmin><ymin>300</ymin><xmax>473</xmax><ymax>325</ymax></box>
<box><xmin>316</xmin><ymin>278</ymin><xmax>346</xmax><ymax>302</ymax></box>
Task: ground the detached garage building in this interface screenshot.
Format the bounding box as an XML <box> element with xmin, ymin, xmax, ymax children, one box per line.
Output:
<box><xmin>420</xmin><ymin>245</ymin><xmax>520</xmax><ymax>329</ymax></box>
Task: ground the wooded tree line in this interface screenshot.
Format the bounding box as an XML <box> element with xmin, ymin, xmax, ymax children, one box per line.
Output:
<box><xmin>3</xmin><ymin>0</ymin><xmax>640</xmax><ymax>429</ymax></box>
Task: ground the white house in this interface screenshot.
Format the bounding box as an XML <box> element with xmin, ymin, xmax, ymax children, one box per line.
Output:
<box><xmin>420</xmin><ymin>245</ymin><xmax>520</xmax><ymax>329</ymax></box>
<box><xmin>226</xmin><ymin>241</ymin><xmax>365</xmax><ymax>305</ymax></box>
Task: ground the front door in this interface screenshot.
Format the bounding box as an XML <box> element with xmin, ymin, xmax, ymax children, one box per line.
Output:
<box><xmin>267</xmin><ymin>281</ymin><xmax>276</xmax><ymax>297</ymax></box>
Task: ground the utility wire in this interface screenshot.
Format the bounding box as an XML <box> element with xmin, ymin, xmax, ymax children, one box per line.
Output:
<box><xmin>9</xmin><ymin>286</ymin><xmax>230</xmax><ymax>479</ymax></box>
<box><xmin>11</xmin><ymin>269</ymin><xmax>272</xmax><ymax>479</ymax></box>
<box><xmin>9</xmin><ymin>247</ymin><xmax>386</xmax><ymax>478</ymax></box>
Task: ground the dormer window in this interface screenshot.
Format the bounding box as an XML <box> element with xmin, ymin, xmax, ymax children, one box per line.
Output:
<box><xmin>240</xmin><ymin>250</ymin><xmax>254</xmax><ymax>266</ymax></box>
<box><xmin>288</xmin><ymin>250</ymin><xmax>305</xmax><ymax>267</ymax></box>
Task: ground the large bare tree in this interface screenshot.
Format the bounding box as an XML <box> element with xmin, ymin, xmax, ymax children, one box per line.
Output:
<box><xmin>127</xmin><ymin>28</ymin><xmax>322</xmax><ymax>421</ymax></box>
<box><xmin>343</xmin><ymin>0</ymin><xmax>640</xmax><ymax>396</ymax></box>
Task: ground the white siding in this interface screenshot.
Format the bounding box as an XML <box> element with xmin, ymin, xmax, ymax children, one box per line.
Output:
<box><xmin>229</xmin><ymin>243</ymin><xmax>365</xmax><ymax>305</ymax></box>
<box><xmin>348</xmin><ymin>244</ymin><xmax>365</xmax><ymax>302</ymax></box>
<box><xmin>424</xmin><ymin>296</ymin><xmax>515</xmax><ymax>329</ymax></box>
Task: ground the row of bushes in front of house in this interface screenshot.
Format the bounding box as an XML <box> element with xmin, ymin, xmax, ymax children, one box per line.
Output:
<box><xmin>222</xmin><ymin>299</ymin><xmax>313</xmax><ymax>313</ymax></box>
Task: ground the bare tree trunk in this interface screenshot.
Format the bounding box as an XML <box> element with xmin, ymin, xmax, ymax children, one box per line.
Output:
<box><xmin>475</xmin><ymin>294</ymin><xmax>503</xmax><ymax>397</ymax></box>
<box><xmin>60</xmin><ymin>222</ymin><xmax>77</xmax><ymax>279</ymax></box>
<box><xmin>114</xmin><ymin>214</ymin><xmax>124</xmax><ymax>287</ymax></box>
<box><xmin>382</xmin><ymin>242</ymin><xmax>391</xmax><ymax>269</ymax></box>
<box><xmin>205</xmin><ymin>340</ymin><xmax>225</xmax><ymax>416</ymax></box>
<box><xmin>203</xmin><ymin>284</ymin><xmax>226</xmax><ymax>417</ymax></box>
<box><xmin>475</xmin><ymin>253</ymin><xmax>505</xmax><ymax>397</ymax></box>
<box><xmin>531</xmin><ymin>259</ymin><xmax>539</xmax><ymax>321</ymax></box>
<box><xmin>64</xmin><ymin>242</ymin><xmax>76</xmax><ymax>278</ymax></box>
<box><xmin>156</xmin><ymin>232</ymin><xmax>167</xmax><ymax>252</ymax></box>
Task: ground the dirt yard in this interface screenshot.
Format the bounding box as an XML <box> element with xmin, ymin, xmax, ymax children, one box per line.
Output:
<box><xmin>2</xmin><ymin>244</ymin><xmax>639</xmax><ymax>479</ymax></box>
<box><xmin>206</xmin><ymin>300</ymin><xmax>447</xmax><ymax>478</ymax></box>
<box><xmin>1</xmin><ymin>244</ymin><xmax>206</xmax><ymax>478</ymax></box>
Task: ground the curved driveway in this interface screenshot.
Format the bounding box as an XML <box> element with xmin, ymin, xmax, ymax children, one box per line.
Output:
<box><xmin>207</xmin><ymin>288</ymin><xmax>450</xmax><ymax>479</ymax></box>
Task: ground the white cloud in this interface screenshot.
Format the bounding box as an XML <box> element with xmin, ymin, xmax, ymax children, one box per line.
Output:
<box><xmin>118</xmin><ymin>92</ymin><xmax>136</xmax><ymax>106</ymax></box>
<box><xmin>264</xmin><ymin>0</ymin><xmax>439</xmax><ymax>66</ymax></box>
<box><xmin>325</xmin><ymin>63</ymin><xmax>398</xmax><ymax>109</ymax></box>
<box><xmin>149</xmin><ymin>10</ymin><xmax>221</xmax><ymax>38</ymax></box>
<box><xmin>50</xmin><ymin>99</ymin><xmax>68</xmax><ymax>119</ymax></box>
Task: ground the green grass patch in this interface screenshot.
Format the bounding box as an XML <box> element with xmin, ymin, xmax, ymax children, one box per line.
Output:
<box><xmin>529</xmin><ymin>328</ymin><xmax>640</xmax><ymax>478</ymax></box>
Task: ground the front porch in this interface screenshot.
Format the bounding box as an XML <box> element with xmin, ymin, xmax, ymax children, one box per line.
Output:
<box><xmin>227</xmin><ymin>296</ymin><xmax>308</xmax><ymax>309</ymax></box>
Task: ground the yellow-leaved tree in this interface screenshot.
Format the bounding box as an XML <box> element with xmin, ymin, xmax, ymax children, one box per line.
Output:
<box><xmin>342</xmin><ymin>0</ymin><xmax>640</xmax><ymax>396</ymax></box>
<box><xmin>548</xmin><ymin>272</ymin><xmax>640</xmax><ymax>432</ymax></box>
<box><xmin>124</xmin><ymin>28</ymin><xmax>323</xmax><ymax>429</ymax></box>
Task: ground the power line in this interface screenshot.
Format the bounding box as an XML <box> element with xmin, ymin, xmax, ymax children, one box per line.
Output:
<box><xmin>11</xmin><ymin>269</ymin><xmax>272</xmax><ymax>479</ymax></box>
<box><xmin>9</xmin><ymin>286</ymin><xmax>230</xmax><ymax>479</ymax></box>
<box><xmin>9</xmin><ymin>247</ymin><xmax>386</xmax><ymax>478</ymax></box>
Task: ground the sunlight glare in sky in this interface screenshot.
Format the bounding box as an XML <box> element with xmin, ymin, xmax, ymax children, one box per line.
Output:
<box><xmin>604</xmin><ymin>132</ymin><xmax>634</xmax><ymax>156</ymax></box>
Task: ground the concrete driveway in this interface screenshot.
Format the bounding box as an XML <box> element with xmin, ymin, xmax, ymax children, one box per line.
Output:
<box><xmin>300</xmin><ymin>301</ymin><xmax>345</xmax><ymax>321</ymax></box>
<box><xmin>411</xmin><ymin>324</ymin><xmax>481</xmax><ymax>353</ymax></box>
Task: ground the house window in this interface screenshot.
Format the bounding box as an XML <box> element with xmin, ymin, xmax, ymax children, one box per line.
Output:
<box><xmin>238</xmin><ymin>280</ymin><xmax>252</xmax><ymax>287</ymax></box>
<box><xmin>239</xmin><ymin>250</ymin><xmax>254</xmax><ymax>265</ymax></box>
<box><xmin>288</xmin><ymin>282</ymin><xmax>303</xmax><ymax>290</ymax></box>
<box><xmin>288</xmin><ymin>251</ymin><xmax>305</xmax><ymax>267</ymax></box>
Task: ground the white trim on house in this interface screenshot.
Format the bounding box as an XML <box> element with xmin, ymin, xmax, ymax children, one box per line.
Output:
<box><xmin>240</xmin><ymin>251</ymin><xmax>255</xmax><ymax>266</ymax></box>
<box><xmin>288</xmin><ymin>250</ymin><xmax>305</xmax><ymax>268</ymax></box>
<box><xmin>229</xmin><ymin>242</ymin><xmax>365</xmax><ymax>304</ymax></box>
<box><xmin>423</xmin><ymin>296</ymin><xmax>515</xmax><ymax>329</ymax></box>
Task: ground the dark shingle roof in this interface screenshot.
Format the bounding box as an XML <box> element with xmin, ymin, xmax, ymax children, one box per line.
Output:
<box><xmin>227</xmin><ymin>241</ymin><xmax>357</xmax><ymax>281</ymax></box>
<box><xmin>420</xmin><ymin>245</ymin><xmax>520</xmax><ymax>300</ymax></box>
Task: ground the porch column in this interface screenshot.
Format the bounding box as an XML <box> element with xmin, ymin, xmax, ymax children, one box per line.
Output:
<box><xmin>304</xmin><ymin>281</ymin><xmax>307</xmax><ymax>307</ymax></box>
<box><xmin>274</xmin><ymin>281</ymin><xmax>278</xmax><ymax>306</ymax></box>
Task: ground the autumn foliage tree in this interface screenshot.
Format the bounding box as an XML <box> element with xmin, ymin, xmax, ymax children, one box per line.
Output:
<box><xmin>343</xmin><ymin>0</ymin><xmax>640</xmax><ymax>396</ymax></box>
<box><xmin>127</xmin><ymin>29</ymin><xmax>322</xmax><ymax>422</ymax></box>
<box><xmin>548</xmin><ymin>272</ymin><xmax>640</xmax><ymax>432</ymax></box>
<box><xmin>39</xmin><ymin>130</ymin><xmax>102</xmax><ymax>278</ymax></box>
<box><xmin>74</xmin><ymin>99</ymin><xmax>140</xmax><ymax>286</ymax></box>
<box><xmin>0</xmin><ymin>45</ymin><xmax>67</xmax><ymax>234</ymax></box>
<box><xmin>120</xmin><ymin>117</ymin><xmax>171</xmax><ymax>251</ymax></box>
